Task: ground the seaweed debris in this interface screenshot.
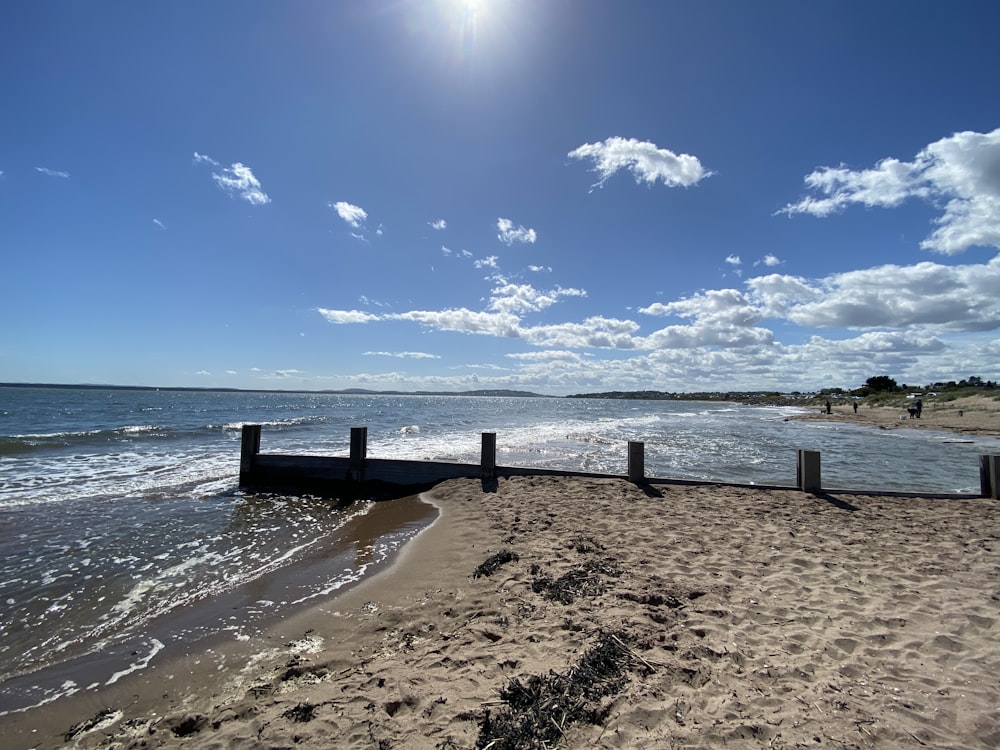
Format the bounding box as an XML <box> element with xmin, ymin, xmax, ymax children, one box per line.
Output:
<box><xmin>530</xmin><ymin>559</ymin><xmax>621</xmax><ymax>604</ymax></box>
<box><xmin>476</xmin><ymin>630</ymin><xmax>637</xmax><ymax>749</ymax></box>
<box><xmin>282</xmin><ymin>702</ymin><xmax>317</xmax><ymax>723</ymax></box>
<box><xmin>473</xmin><ymin>549</ymin><xmax>519</xmax><ymax>579</ymax></box>
<box><xmin>64</xmin><ymin>708</ymin><xmax>119</xmax><ymax>742</ymax></box>
<box><xmin>568</xmin><ymin>535</ymin><xmax>605</xmax><ymax>553</ymax></box>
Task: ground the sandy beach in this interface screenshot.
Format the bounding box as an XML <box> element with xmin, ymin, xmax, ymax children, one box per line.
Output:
<box><xmin>5</xmin><ymin>475</ymin><xmax>998</xmax><ymax>749</ymax></box>
<box><xmin>790</xmin><ymin>394</ymin><xmax>1000</xmax><ymax>438</ymax></box>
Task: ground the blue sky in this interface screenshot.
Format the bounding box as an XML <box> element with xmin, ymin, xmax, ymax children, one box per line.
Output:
<box><xmin>3</xmin><ymin>1</ymin><xmax>1000</xmax><ymax>395</ymax></box>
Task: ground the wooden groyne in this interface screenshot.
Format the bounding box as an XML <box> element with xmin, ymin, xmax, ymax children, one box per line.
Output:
<box><xmin>239</xmin><ymin>425</ymin><xmax>1000</xmax><ymax>500</ymax></box>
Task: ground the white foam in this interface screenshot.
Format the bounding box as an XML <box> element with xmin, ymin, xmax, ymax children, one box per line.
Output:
<box><xmin>0</xmin><ymin>679</ymin><xmax>79</xmax><ymax>718</ymax></box>
<box><xmin>106</xmin><ymin>638</ymin><xmax>164</xmax><ymax>685</ymax></box>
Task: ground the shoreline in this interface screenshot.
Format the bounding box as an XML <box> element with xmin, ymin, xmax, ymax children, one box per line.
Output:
<box><xmin>786</xmin><ymin>394</ymin><xmax>1000</xmax><ymax>437</ymax></box>
<box><xmin>0</xmin><ymin>495</ymin><xmax>440</xmax><ymax>745</ymax></box>
<box><xmin>9</xmin><ymin>476</ymin><xmax>998</xmax><ymax>749</ymax></box>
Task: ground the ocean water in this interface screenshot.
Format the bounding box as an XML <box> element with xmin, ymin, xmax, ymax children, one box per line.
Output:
<box><xmin>1</xmin><ymin>385</ymin><xmax>997</xmax><ymax>714</ymax></box>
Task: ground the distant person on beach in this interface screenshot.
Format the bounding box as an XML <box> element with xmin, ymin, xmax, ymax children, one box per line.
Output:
<box><xmin>825</xmin><ymin>400</ymin><xmax>831</xmax><ymax>414</ymax></box>
<box><xmin>853</xmin><ymin>402</ymin><xmax>858</xmax><ymax>414</ymax></box>
<box><xmin>915</xmin><ymin>399</ymin><xmax>923</xmax><ymax>418</ymax></box>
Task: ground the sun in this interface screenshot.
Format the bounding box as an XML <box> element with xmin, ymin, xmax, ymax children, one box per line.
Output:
<box><xmin>444</xmin><ymin>0</ymin><xmax>493</xmax><ymax>40</ymax></box>
<box><xmin>401</xmin><ymin>0</ymin><xmax>522</xmax><ymax>72</ymax></box>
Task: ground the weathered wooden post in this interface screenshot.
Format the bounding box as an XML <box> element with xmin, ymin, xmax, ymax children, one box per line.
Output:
<box><xmin>349</xmin><ymin>427</ymin><xmax>368</xmax><ymax>481</ymax></box>
<box><xmin>627</xmin><ymin>441</ymin><xmax>645</xmax><ymax>483</ymax></box>
<box><xmin>239</xmin><ymin>424</ymin><xmax>261</xmax><ymax>486</ymax></box>
<box><xmin>797</xmin><ymin>449</ymin><xmax>821</xmax><ymax>493</ymax></box>
<box><xmin>981</xmin><ymin>455</ymin><xmax>999</xmax><ymax>499</ymax></box>
<box><xmin>481</xmin><ymin>432</ymin><xmax>497</xmax><ymax>480</ymax></box>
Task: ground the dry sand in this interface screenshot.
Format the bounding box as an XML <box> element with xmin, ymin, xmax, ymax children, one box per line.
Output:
<box><xmin>791</xmin><ymin>394</ymin><xmax>1000</xmax><ymax>438</ymax></box>
<box><xmin>11</xmin><ymin>476</ymin><xmax>999</xmax><ymax>749</ymax></box>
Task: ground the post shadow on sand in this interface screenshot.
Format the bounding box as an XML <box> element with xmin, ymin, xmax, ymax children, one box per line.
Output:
<box><xmin>632</xmin><ymin>480</ymin><xmax>665</xmax><ymax>499</ymax></box>
<box><xmin>813</xmin><ymin>492</ymin><xmax>860</xmax><ymax>512</ymax></box>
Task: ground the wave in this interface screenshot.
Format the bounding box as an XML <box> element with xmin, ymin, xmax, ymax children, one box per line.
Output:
<box><xmin>218</xmin><ymin>416</ymin><xmax>323</xmax><ymax>432</ymax></box>
<box><xmin>0</xmin><ymin>415</ymin><xmax>329</xmax><ymax>457</ymax></box>
<box><xmin>0</xmin><ymin>425</ymin><xmax>164</xmax><ymax>455</ymax></box>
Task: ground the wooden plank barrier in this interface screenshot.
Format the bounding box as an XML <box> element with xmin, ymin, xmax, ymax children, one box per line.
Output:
<box><xmin>797</xmin><ymin>449</ymin><xmax>821</xmax><ymax>493</ymax></box>
<box><xmin>982</xmin><ymin>455</ymin><xmax>999</xmax><ymax>499</ymax></box>
<box><xmin>239</xmin><ymin>424</ymin><xmax>261</xmax><ymax>486</ymax></box>
<box><xmin>237</xmin><ymin>425</ymin><xmax>998</xmax><ymax>500</ymax></box>
<box><xmin>628</xmin><ymin>441</ymin><xmax>645</xmax><ymax>483</ymax></box>
<box><xmin>349</xmin><ymin>427</ymin><xmax>368</xmax><ymax>481</ymax></box>
<box><xmin>481</xmin><ymin>432</ymin><xmax>496</xmax><ymax>480</ymax></box>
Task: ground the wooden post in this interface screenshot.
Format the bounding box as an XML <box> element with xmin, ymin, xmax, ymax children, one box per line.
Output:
<box><xmin>627</xmin><ymin>441</ymin><xmax>645</xmax><ymax>483</ymax></box>
<box><xmin>481</xmin><ymin>432</ymin><xmax>496</xmax><ymax>480</ymax></box>
<box><xmin>239</xmin><ymin>424</ymin><xmax>261</xmax><ymax>486</ymax></box>
<box><xmin>797</xmin><ymin>449</ymin><xmax>821</xmax><ymax>493</ymax></box>
<box><xmin>349</xmin><ymin>427</ymin><xmax>368</xmax><ymax>481</ymax></box>
<box><xmin>981</xmin><ymin>455</ymin><xmax>999</xmax><ymax>499</ymax></box>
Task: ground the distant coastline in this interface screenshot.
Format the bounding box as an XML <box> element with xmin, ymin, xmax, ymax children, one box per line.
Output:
<box><xmin>0</xmin><ymin>382</ymin><xmax>549</xmax><ymax>399</ymax></box>
<box><xmin>0</xmin><ymin>382</ymin><xmax>806</xmax><ymax>403</ymax></box>
<box><xmin>0</xmin><ymin>382</ymin><xmax>798</xmax><ymax>403</ymax></box>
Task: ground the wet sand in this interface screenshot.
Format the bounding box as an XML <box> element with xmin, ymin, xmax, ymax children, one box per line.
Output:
<box><xmin>10</xmin><ymin>476</ymin><xmax>999</xmax><ymax>749</ymax></box>
<box><xmin>0</xmin><ymin>495</ymin><xmax>438</xmax><ymax>747</ymax></box>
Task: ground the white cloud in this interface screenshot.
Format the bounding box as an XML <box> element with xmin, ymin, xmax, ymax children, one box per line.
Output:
<box><xmin>273</xmin><ymin>369</ymin><xmax>304</xmax><ymax>378</ymax></box>
<box><xmin>488</xmin><ymin>282</ymin><xmax>587</xmax><ymax>315</ymax></box>
<box><xmin>391</xmin><ymin>308</ymin><xmax>524</xmax><ymax>337</ymax></box>
<box><xmin>475</xmin><ymin>255</ymin><xmax>500</xmax><ymax>269</ymax></box>
<box><xmin>212</xmin><ymin>162</ymin><xmax>270</xmax><ymax>205</ymax></box>
<box><xmin>637</xmin><ymin>322</ymin><xmax>774</xmax><ymax>350</ymax></box>
<box><xmin>315</xmin><ymin>246</ymin><xmax>1000</xmax><ymax>393</ymax></box>
<box><xmin>316</xmin><ymin>308</ymin><xmax>381</xmax><ymax>324</ymax></box>
<box><xmin>757</xmin><ymin>254</ymin><xmax>782</xmax><ymax>267</ymax></box>
<box><xmin>453</xmin><ymin>363</ymin><xmax>510</xmax><ymax>371</ymax></box>
<box><xmin>725</xmin><ymin>255</ymin><xmax>742</xmax><ymax>266</ymax></box>
<box><xmin>497</xmin><ymin>217</ymin><xmax>537</xmax><ymax>245</ymax></box>
<box><xmin>358</xmin><ymin>295</ymin><xmax>390</xmax><ymax>308</ymax></box>
<box><xmin>430</xmin><ymin>219</ymin><xmax>447</xmax><ymax>230</ymax></box>
<box><xmin>196</xmin><ymin>370</ymin><xmax>211</xmax><ymax>376</ymax></box>
<box><xmin>519</xmin><ymin>318</ymin><xmax>641</xmax><ymax>350</ymax></box>
<box><xmin>332</xmin><ymin>201</ymin><xmax>368</xmax><ymax>228</ymax></box>
<box><xmin>225</xmin><ymin>370</ymin><xmax>237</xmax><ymax>375</ymax></box>
<box><xmin>506</xmin><ymin>350</ymin><xmax>583</xmax><ymax>362</ymax></box>
<box><xmin>568</xmin><ymin>136</ymin><xmax>713</xmax><ymax>190</ymax></box>
<box><xmin>152</xmin><ymin>219</ymin><xmax>166</xmax><ymax>230</ymax></box>
<box><xmin>363</xmin><ymin>351</ymin><xmax>441</xmax><ymax>359</ymax></box>
<box><xmin>192</xmin><ymin>152</ymin><xmax>220</xmax><ymax>166</ymax></box>
<box><xmin>35</xmin><ymin>166</ymin><xmax>70</xmax><ymax>178</ymax></box>
<box><xmin>640</xmin><ymin>289</ymin><xmax>762</xmax><ymax>328</ymax></box>
<box><xmin>745</xmin><ymin>274</ymin><xmax>822</xmax><ymax>318</ymax></box>
<box><xmin>779</xmin><ymin>128</ymin><xmax>1000</xmax><ymax>254</ymax></box>
<box><xmin>527</xmin><ymin>265</ymin><xmax>551</xmax><ymax>273</ymax></box>
<box><xmin>749</xmin><ymin>255</ymin><xmax>1000</xmax><ymax>332</ymax></box>
<box><xmin>637</xmin><ymin>254</ymin><xmax>1000</xmax><ymax>336</ymax></box>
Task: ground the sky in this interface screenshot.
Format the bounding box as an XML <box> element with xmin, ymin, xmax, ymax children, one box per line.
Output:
<box><xmin>3</xmin><ymin>1</ymin><xmax>1000</xmax><ymax>396</ymax></box>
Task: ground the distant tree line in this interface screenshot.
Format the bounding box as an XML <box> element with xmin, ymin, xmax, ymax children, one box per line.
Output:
<box><xmin>818</xmin><ymin>375</ymin><xmax>996</xmax><ymax>398</ymax></box>
<box><xmin>568</xmin><ymin>375</ymin><xmax>996</xmax><ymax>403</ymax></box>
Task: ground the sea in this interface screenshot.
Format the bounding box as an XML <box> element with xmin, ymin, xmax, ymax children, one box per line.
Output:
<box><xmin>1</xmin><ymin>385</ymin><xmax>998</xmax><ymax>715</ymax></box>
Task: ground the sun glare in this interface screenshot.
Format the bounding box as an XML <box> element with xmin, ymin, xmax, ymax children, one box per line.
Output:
<box><xmin>446</xmin><ymin>0</ymin><xmax>491</xmax><ymax>45</ymax></box>
<box><xmin>398</xmin><ymin>0</ymin><xmax>527</xmax><ymax>75</ymax></box>
<box><xmin>432</xmin><ymin>0</ymin><xmax>511</xmax><ymax>63</ymax></box>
